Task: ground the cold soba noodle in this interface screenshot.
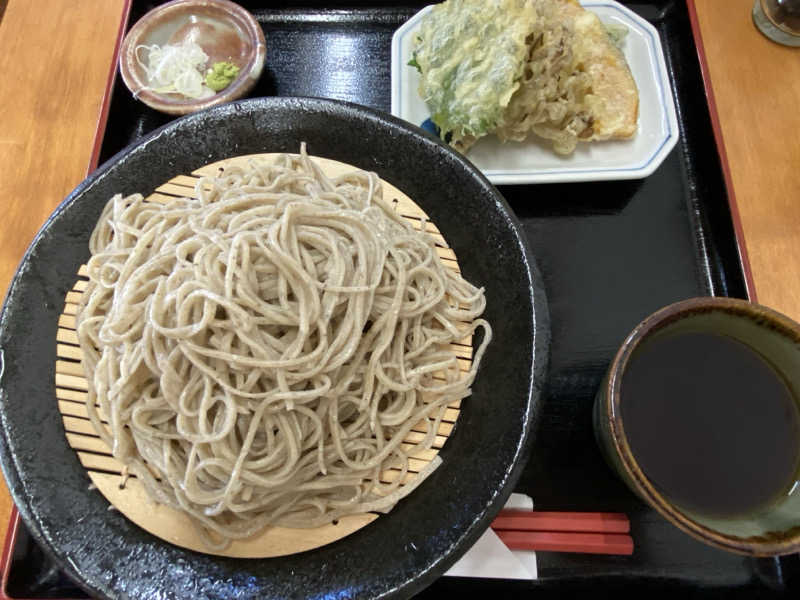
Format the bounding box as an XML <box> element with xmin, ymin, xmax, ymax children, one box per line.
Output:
<box><xmin>75</xmin><ymin>147</ymin><xmax>491</xmax><ymax>548</ymax></box>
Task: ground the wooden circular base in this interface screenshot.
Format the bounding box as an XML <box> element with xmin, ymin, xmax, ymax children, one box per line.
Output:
<box><xmin>55</xmin><ymin>154</ymin><xmax>472</xmax><ymax>557</ymax></box>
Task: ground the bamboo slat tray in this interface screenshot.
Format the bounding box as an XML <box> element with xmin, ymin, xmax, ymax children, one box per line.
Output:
<box><xmin>54</xmin><ymin>154</ymin><xmax>473</xmax><ymax>558</ymax></box>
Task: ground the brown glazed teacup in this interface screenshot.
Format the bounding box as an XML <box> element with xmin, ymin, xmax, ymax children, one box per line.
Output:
<box><xmin>594</xmin><ymin>297</ymin><xmax>800</xmax><ymax>556</ymax></box>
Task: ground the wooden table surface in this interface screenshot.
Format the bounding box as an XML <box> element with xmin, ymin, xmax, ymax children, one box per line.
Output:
<box><xmin>0</xmin><ymin>0</ymin><xmax>797</xmax><ymax>561</ymax></box>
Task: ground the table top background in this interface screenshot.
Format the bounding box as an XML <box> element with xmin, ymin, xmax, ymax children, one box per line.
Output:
<box><xmin>0</xmin><ymin>0</ymin><xmax>797</xmax><ymax>552</ymax></box>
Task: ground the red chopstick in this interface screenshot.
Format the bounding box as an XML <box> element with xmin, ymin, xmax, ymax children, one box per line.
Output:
<box><xmin>495</xmin><ymin>529</ymin><xmax>634</xmax><ymax>555</ymax></box>
<box><xmin>491</xmin><ymin>510</ymin><xmax>633</xmax><ymax>555</ymax></box>
<box><xmin>492</xmin><ymin>510</ymin><xmax>630</xmax><ymax>534</ymax></box>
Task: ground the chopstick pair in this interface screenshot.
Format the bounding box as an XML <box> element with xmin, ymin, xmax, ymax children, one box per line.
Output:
<box><xmin>490</xmin><ymin>510</ymin><xmax>634</xmax><ymax>555</ymax></box>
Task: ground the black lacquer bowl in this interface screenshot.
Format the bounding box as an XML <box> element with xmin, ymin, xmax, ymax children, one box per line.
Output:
<box><xmin>0</xmin><ymin>97</ymin><xmax>549</xmax><ymax>600</ymax></box>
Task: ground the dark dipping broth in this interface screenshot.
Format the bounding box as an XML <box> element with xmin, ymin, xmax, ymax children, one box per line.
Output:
<box><xmin>621</xmin><ymin>330</ymin><xmax>800</xmax><ymax>518</ymax></box>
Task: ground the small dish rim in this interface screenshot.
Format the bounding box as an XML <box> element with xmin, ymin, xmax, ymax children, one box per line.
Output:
<box><xmin>118</xmin><ymin>0</ymin><xmax>266</xmax><ymax>116</ymax></box>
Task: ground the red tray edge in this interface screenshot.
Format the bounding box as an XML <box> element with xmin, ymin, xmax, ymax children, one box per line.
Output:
<box><xmin>0</xmin><ymin>0</ymin><xmax>133</xmax><ymax>598</ymax></box>
<box><xmin>87</xmin><ymin>0</ymin><xmax>135</xmax><ymax>176</ymax></box>
<box><xmin>685</xmin><ymin>0</ymin><xmax>758</xmax><ymax>302</ymax></box>
<box><xmin>0</xmin><ymin>2</ymin><xmax>759</xmax><ymax>598</ymax></box>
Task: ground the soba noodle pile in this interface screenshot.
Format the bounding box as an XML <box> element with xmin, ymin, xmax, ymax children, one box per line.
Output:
<box><xmin>75</xmin><ymin>146</ymin><xmax>491</xmax><ymax>548</ymax></box>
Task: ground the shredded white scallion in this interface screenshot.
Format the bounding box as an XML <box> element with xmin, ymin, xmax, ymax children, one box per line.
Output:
<box><xmin>135</xmin><ymin>41</ymin><xmax>212</xmax><ymax>99</ymax></box>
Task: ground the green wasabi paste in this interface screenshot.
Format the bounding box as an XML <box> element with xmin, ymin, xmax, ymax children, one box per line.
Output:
<box><xmin>205</xmin><ymin>62</ymin><xmax>240</xmax><ymax>92</ymax></box>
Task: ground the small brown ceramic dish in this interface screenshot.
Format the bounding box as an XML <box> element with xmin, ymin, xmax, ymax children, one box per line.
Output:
<box><xmin>119</xmin><ymin>0</ymin><xmax>266</xmax><ymax>115</ymax></box>
<box><xmin>594</xmin><ymin>296</ymin><xmax>800</xmax><ymax>556</ymax></box>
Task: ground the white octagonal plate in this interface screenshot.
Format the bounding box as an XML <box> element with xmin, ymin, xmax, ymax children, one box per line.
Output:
<box><xmin>391</xmin><ymin>1</ymin><xmax>680</xmax><ymax>184</ymax></box>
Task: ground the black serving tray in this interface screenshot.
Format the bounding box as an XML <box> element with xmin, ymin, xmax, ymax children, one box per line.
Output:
<box><xmin>5</xmin><ymin>1</ymin><xmax>798</xmax><ymax>598</ymax></box>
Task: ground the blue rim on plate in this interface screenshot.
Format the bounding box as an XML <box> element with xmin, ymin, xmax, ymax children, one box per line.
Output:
<box><xmin>0</xmin><ymin>97</ymin><xmax>549</xmax><ymax>600</ymax></box>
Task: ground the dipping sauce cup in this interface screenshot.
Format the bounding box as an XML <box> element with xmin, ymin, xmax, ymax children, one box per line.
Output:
<box><xmin>594</xmin><ymin>297</ymin><xmax>800</xmax><ymax>556</ymax></box>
